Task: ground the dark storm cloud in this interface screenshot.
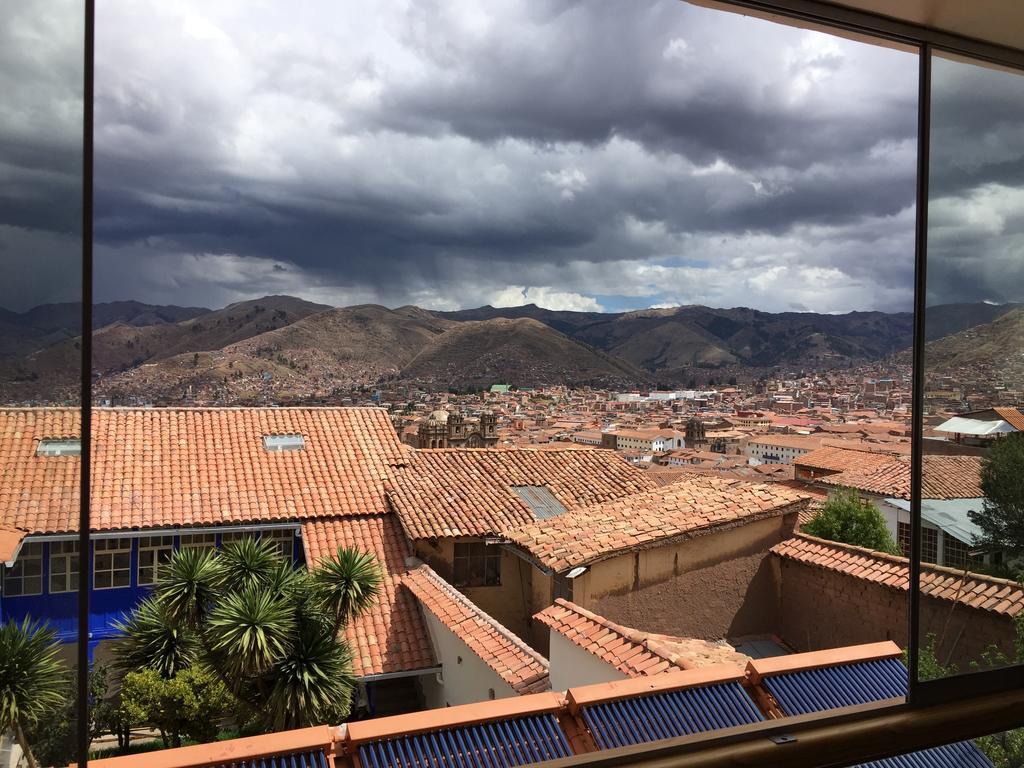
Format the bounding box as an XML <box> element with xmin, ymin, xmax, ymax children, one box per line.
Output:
<box><xmin>84</xmin><ymin>0</ymin><xmax>1014</xmax><ymax>314</ymax></box>
<box><xmin>372</xmin><ymin>1</ymin><xmax>916</xmax><ymax>172</ymax></box>
<box><xmin>924</xmin><ymin>56</ymin><xmax>1024</xmax><ymax>307</ymax></box>
<box><xmin>0</xmin><ymin>1</ymin><xmax>84</xmax><ymax>311</ymax></box>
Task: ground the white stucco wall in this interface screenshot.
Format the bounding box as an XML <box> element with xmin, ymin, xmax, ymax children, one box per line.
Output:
<box><xmin>547</xmin><ymin>631</ymin><xmax>628</xmax><ymax>692</ymax></box>
<box><xmin>417</xmin><ymin>610</ymin><xmax>517</xmax><ymax>709</ymax></box>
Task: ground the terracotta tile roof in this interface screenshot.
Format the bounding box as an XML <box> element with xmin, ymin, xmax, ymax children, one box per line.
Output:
<box><xmin>0</xmin><ymin>524</ymin><xmax>26</xmax><ymax>564</ymax></box>
<box><xmin>0</xmin><ymin>407</ymin><xmax>406</xmax><ymax>535</ymax></box>
<box><xmin>508</xmin><ymin>476</ymin><xmax>811</xmax><ymax>572</ymax></box>
<box><xmin>818</xmin><ymin>455</ymin><xmax>983</xmax><ymax>500</ymax></box>
<box><xmin>386</xmin><ymin>448</ymin><xmax>656</xmax><ymax>540</ymax></box>
<box><xmin>534</xmin><ymin>599</ymin><xmax>749</xmax><ymax>677</ymax></box>
<box><xmin>993</xmin><ymin>407</ymin><xmax>1024</xmax><ymax>432</ymax></box>
<box><xmin>772</xmin><ymin>533</ymin><xmax>1024</xmax><ymax>617</ymax></box>
<box><xmin>794</xmin><ymin>446</ymin><xmax>902</xmax><ymax>475</ymax></box>
<box><xmin>301</xmin><ymin>515</ymin><xmax>434</xmax><ymax>678</ymax></box>
<box><xmin>403</xmin><ymin>564</ymin><xmax>550</xmax><ymax>694</ymax></box>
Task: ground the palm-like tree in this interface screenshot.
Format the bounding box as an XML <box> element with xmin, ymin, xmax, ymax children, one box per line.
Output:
<box><xmin>116</xmin><ymin>537</ymin><xmax>381</xmax><ymax>730</ymax></box>
<box><xmin>113</xmin><ymin>596</ymin><xmax>199</xmax><ymax>678</ymax></box>
<box><xmin>313</xmin><ymin>547</ymin><xmax>383</xmax><ymax>636</ymax></box>
<box><xmin>0</xmin><ymin>619</ymin><xmax>69</xmax><ymax>768</ymax></box>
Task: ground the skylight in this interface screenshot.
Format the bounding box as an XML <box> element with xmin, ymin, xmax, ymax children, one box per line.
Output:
<box><xmin>263</xmin><ymin>434</ymin><xmax>305</xmax><ymax>452</ymax></box>
<box><xmin>511</xmin><ymin>485</ymin><xmax>567</xmax><ymax>520</ymax></box>
<box><xmin>36</xmin><ymin>438</ymin><xmax>81</xmax><ymax>457</ymax></box>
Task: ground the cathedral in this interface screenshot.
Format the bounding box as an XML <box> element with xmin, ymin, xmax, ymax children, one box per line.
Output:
<box><xmin>415</xmin><ymin>409</ymin><xmax>498</xmax><ymax>449</ymax></box>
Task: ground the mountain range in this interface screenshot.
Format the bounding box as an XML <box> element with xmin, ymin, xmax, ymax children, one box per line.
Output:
<box><xmin>0</xmin><ymin>296</ymin><xmax>1018</xmax><ymax>403</ymax></box>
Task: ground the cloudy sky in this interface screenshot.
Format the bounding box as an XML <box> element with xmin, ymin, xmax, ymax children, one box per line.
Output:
<box><xmin>3</xmin><ymin>2</ymin><xmax>1023</xmax><ymax>315</ymax></box>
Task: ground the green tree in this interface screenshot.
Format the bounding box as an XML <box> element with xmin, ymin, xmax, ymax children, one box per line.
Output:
<box><xmin>115</xmin><ymin>538</ymin><xmax>380</xmax><ymax>731</ymax></box>
<box><xmin>24</xmin><ymin>664</ymin><xmax>113</xmax><ymax>766</ymax></box>
<box><xmin>118</xmin><ymin>666</ymin><xmax>230</xmax><ymax>748</ymax></box>
<box><xmin>972</xmin><ymin>434</ymin><xmax>1024</xmax><ymax>556</ymax></box>
<box><xmin>0</xmin><ymin>619</ymin><xmax>69</xmax><ymax>768</ymax></box>
<box><xmin>803</xmin><ymin>488</ymin><xmax>899</xmax><ymax>554</ymax></box>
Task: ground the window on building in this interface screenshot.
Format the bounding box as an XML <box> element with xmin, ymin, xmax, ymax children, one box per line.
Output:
<box><xmin>553</xmin><ymin>572</ymin><xmax>573</xmax><ymax>603</ymax></box>
<box><xmin>179</xmin><ymin>532</ymin><xmax>216</xmax><ymax>551</ymax></box>
<box><xmin>36</xmin><ymin>438</ymin><xmax>82</xmax><ymax>456</ymax></box>
<box><xmin>221</xmin><ymin>530</ymin><xmax>257</xmax><ymax>546</ymax></box>
<box><xmin>138</xmin><ymin>535</ymin><xmax>175</xmax><ymax>586</ymax></box>
<box><xmin>921</xmin><ymin>526</ymin><xmax>938</xmax><ymax>565</ymax></box>
<box><xmin>453</xmin><ymin>542</ymin><xmax>501</xmax><ymax>587</ymax></box>
<box><xmin>93</xmin><ymin>539</ymin><xmax>132</xmax><ymax>589</ymax></box>
<box><xmin>3</xmin><ymin>542</ymin><xmax>43</xmax><ymax>596</ymax></box>
<box><xmin>49</xmin><ymin>541</ymin><xmax>79</xmax><ymax>594</ymax></box>
<box><xmin>897</xmin><ymin>521</ymin><xmax>912</xmax><ymax>557</ymax></box>
<box><xmin>263</xmin><ymin>434</ymin><xmax>305</xmax><ymax>451</ymax></box>
<box><xmin>262</xmin><ymin>529</ymin><xmax>294</xmax><ymax>560</ymax></box>
<box><xmin>943</xmin><ymin>533</ymin><xmax>972</xmax><ymax>571</ymax></box>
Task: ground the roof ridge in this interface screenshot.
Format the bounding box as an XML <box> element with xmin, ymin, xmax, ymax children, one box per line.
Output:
<box><xmin>778</xmin><ymin>533</ymin><xmax>1024</xmax><ymax>589</ymax></box>
<box><xmin>409</xmin><ymin>564</ymin><xmax>549</xmax><ymax>670</ymax></box>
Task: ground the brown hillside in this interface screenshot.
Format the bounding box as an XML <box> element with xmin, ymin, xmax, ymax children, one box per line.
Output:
<box><xmin>399</xmin><ymin>317</ymin><xmax>650</xmax><ymax>389</ymax></box>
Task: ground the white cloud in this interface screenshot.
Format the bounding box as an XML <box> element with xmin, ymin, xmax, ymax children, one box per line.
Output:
<box><xmin>489</xmin><ymin>286</ymin><xmax>604</xmax><ymax>312</ymax></box>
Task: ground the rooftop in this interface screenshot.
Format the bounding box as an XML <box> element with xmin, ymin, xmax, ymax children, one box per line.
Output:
<box><xmin>772</xmin><ymin>534</ymin><xmax>1024</xmax><ymax>617</ymax></box>
<box><xmin>0</xmin><ymin>407</ymin><xmax>406</xmax><ymax>535</ymax></box>
<box><xmin>403</xmin><ymin>563</ymin><xmax>551</xmax><ymax>695</ymax></box>
<box><xmin>386</xmin><ymin>447</ymin><xmax>655</xmax><ymax>540</ymax></box>
<box><xmin>301</xmin><ymin>514</ymin><xmax>435</xmax><ymax>678</ymax></box>
<box><xmin>795</xmin><ymin>445</ymin><xmax>905</xmax><ymax>474</ymax></box>
<box><xmin>535</xmin><ymin>599</ymin><xmax>750</xmax><ymax>676</ymax></box>
<box><xmin>818</xmin><ymin>455</ymin><xmax>983</xmax><ymax>500</ymax></box>
<box><xmin>508</xmin><ymin>476</ymin><xmax>811</xmax><ymax>572</ymax></box>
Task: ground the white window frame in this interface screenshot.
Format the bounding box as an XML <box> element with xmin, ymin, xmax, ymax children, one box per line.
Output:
<box><xmin>263</xmin><ymin>434</ymin><xmax>305</xmax><ymax>451</ymax></box>
<box><xmin>179</xmin><ymin>532</ymin><xmax>217</xmax><ymax>551</ymax></box>
<box><xmin>3</xmin><ymin>542</ymin><xmax>43</xmax><ymax>596</ymax></box>
<box><xmin>220</xmin><ymin>530</ymin><xmax>257</xmax><ymax>546</ymax></box>
<box><xmin>138</xmin><ymin>535</ymin><xmax>175</xmax><ymax>586</ymax></box>
<box><xmin>93</xmin><ymin>538</ymin><xmax>132</xmax><ymax>590</ymax></box>
<box><xmin>49</xmin><ymin>540</ymin><xmax>79</xmax><ymax>594</ymax></box>
<box><xmin>262</xmin><ymin>529</ymin><xmax>294</xmax><ymax>560</ymax></box>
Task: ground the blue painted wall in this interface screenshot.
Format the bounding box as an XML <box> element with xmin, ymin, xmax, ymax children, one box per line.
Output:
<box><xmin>1</xmin><ymin>530</ymin><xmax>304</xmax><ymax>643</ymax></box>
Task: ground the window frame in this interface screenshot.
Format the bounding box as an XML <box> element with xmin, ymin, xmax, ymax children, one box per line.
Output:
<box><xmin>49</xmin><ymin>540</ymin><xmax>80</xmax><ymax>594</ymax></box>
<box><xmin>897</xmin><ymin>520</ymin><xmax>912</xmax><ymax>557</ymax></box>
<box><xmin>452</xmin><ymin>541</ymin><xmax>502</xmax><ymax>588</ymax></box>
<box><xmin>61</xmin><ymin>2</ymin><xmax>1024</xmax><ymax>765</ymax></box>
<box><xmin>92</xmin><ymin>538</ymin><xmax>132</xmax><ymax>590</ymax></box>
<box><xmin>137</xmin><ymin>534</ymin><xmax>175</xmax><ymax>586</ymax></box>
<box><xmin>220</xmin><ymin>530</ymin><xmax>257</xmax><ymax>546</ymax></box>
<box><xmin>179</xmin><ymin>532</ymin><xmax>217</xmax><ymax>551</ymax></box>
<box><xmin>3</xmin><ymin>542</ymin><xmax>43</xmax><ymax>597</ymax></box>
<box><xmin>261</xmin><ymin>528</ymin><xmax>294</xmax><ymax>560</ymax></box>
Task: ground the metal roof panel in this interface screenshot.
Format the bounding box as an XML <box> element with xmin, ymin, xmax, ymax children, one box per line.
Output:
<box><xmin>762</xmin><ymin>657</ymin><xmax>907</xmax><ymax>716</ymax></box>
<box><xmin>581</xmin><ymin>681</ymin><xmax>763</xmax><ymax>750</ymax></box>
<box><xmin>357</xmin><ymin>713</ymin><xmax>571</xmax><ymax>768</ymax></box>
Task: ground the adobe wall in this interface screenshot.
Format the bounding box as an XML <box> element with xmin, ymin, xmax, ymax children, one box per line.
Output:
<box><xmin>579</xmin><ymin>512</ymin><xmax>799</xmax><ymax>641</ymax></box>
<box><xmin>414</xmin><ymin>538</ymin><xmax>533</xmax><ymax>642</ymax></box>
<box><xmin>774</xmin><ymin>557</ymin><xmax>1017</xmax><ymax>671</ymax></box>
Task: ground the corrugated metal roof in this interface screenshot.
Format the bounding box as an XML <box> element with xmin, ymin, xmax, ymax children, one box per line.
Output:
<box><xmin>357</xmin><ymin>713</ymin><xmax>571</xmax><ymax>768</ymax></box>
<box><xmin>852</xmin><ymin>740</ymin><xmax>992</xmax><ymax>767</ymax></box>
<box><xmin>762</xmin><ymin>657</ymin><xmax>907</xmax><ymax>716</ymax></box>
<box><xmin>886</xmin><ymin>498</ymin><xmax>985</xmax><ymax>544</ymax></box>
<box><xmin>581</xmin><ymin>682</ymin><xmax>763</xmax><ymax>750</ymax></box>
<box><xmin>510</xmin><ymin>485</ymin><xmax>568</xmax><ymax>520</ymax></box>
<box><xmin>934</xmin><ymin>417</ymin><xmax>1015</xmax><ymax>436</ymax></box>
